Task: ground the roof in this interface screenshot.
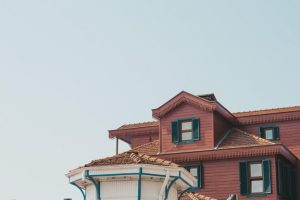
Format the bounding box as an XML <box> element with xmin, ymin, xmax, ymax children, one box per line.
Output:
<box><xmin>217</xmin><ymin>128</ymin><xmax>275</xmax><ymax>149</ymax></box>
<box><xmin>82</xmin><ymin>141</ymin><xmax>164</xmax><ymax>168</ymax></box>
<box><xmin>198</xmin><ymin>93</ymin><xmax>217</xmax><ymax>101</ymax></box>
<box><xmin>182</xmin><ymin>192</ymin><xmax>217</xmax><ymax>200</ymax></box>
<box><xmin>118</xmin><ymin>121</ymin><xmax>159</xmax><ymax>130</ymax></box>
<box><xmin>128</xmin><ymin>140</ymin><xmax>159</xmax><ymax>155</ymax></box>
<box><xmin>114</xmin><ymin>102</ymin><xmax>300</xmax><ymax>132</ymax></box>
<box><xmin>233</xmin><ymin>106</ymin><xmax>300</xmax><ymax>117</ymax></box>
<box><xmin>84</xmin><ymin>151</ymin><xmax>177</xmax><ymax>168</ymax></box>
<box><xmin>152</xmin><ymin>91</ymin><xmax>236</xmax><ymax>124</ymax></box>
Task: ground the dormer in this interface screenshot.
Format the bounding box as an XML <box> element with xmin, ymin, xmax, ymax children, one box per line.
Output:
<box><xmin>152</xmin><ymin>91</ymin><xmax>236</xmax><ymax>153</ymax></box>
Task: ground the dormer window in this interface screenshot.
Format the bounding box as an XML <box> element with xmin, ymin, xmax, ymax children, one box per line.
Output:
<box><xmin>180</xmin><ymin>120</ymin><xmax>193</xmax><ymax>141</ymax></box>
<box><xmin>171</xmin><ymin>118</ymin><xmax>200</xmax><ymax>144</ymax></box>
<box><xmin>259</xmin><ymin>126</ymin><xmax>280</xmax><ymax>141</ymax></box>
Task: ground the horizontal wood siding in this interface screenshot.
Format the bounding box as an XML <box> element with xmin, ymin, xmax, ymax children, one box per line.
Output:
<box><xmin>197</xmin><ymin>157</ymin><xmax>278</xmax><ymax>200</ymax></box>
<box><xmin>131</xmin><ymin>134</ymin><xmax>159</xmax><ymax>148</ymax></box>
<box><xmin>241</xmin><ymin>120</ymin><xmax>300</xmax><ymax>158</ymax></box>
<box><xmin>160</xmin><ymin>103</ymin><xmax>214</xmax><ymax>153</ymax></box>
<box><xmin>241</xmin><ymin>119</ymin><xmax>300</xmax><ymax>198</ymax></box>
<box><xmin>213</xmin><ymin>112</ymin><xmax>232</xmax><ymax>146</ymax></box>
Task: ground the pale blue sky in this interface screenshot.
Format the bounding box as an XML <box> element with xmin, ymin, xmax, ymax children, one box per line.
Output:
<box><xmin>0</xmin><ymin>1</ymin><xmax>299</xmax><ymax>200</ymax></box>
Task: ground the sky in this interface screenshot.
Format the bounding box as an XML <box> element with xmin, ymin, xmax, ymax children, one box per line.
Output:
<box><xmin>0</xmin><ymin>1</ymin><xmax>299</xmax><ymax>200</ymax></box>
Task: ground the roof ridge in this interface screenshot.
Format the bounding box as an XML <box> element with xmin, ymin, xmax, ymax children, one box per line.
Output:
<box><xmin>233</xmin><ymin>105</ymin><xmax>300</xmax><ymax>116</ymax></box>
<box><xmin>215</xmin><ymin>129</ymin><xmax>232</xmax><ymax>149</ymax></box>
<box><xmin>129</xmin><ymin>140</ymin><xmax>159</xmax><ymax>152</ymax></box>
<box><xmin>232</xmin><ymin>128</ymin><xmax>275</xmax><ymax>145</ymax></box>
<box><xmin>118</xmin><ymin>121</ymin><xmax>159</xmax><ymax>130</ymax></box>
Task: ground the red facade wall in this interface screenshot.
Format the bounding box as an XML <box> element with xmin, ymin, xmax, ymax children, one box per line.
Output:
<box><xmin>213</xmin><ymin>112</ymin><xmax>232</xmax><ymax>146</ymax></box>
<box><xmin>130</xmin><ymin>134</ymin><xmax>159</xmax><ymax>148</ymax></box>
<box><xmin>240</xmin><ymin>119</ymin><xmax>300</xmax><ymax>159</ymax></box>
<box><xmin>160</xmin><ymin>103</ymin><xmax>214</xmax><ymax>153</ymax></box>
<box><xmin>240</xmin><ymin>119</ymin><xmax>300</xmax><ymax>198</ymax></box>
<box><xmin>196</xmin><ymin>157</ymin><xmax>278</xmax><ymax>200</ymax></box>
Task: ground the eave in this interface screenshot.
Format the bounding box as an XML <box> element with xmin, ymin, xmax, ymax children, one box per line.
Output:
<box><xmin>236</xmin><ymin>110</ymin><xmax>300</xmax><ymax>125</ymax></box>
<box><xmin>108</xmin><ymin>125</ymin><xmax>159</xmax><ymax>145</ymax></box>
<box><xmin>156</xmin><ymin>144</ymin><xmax>298</xmax><ymax>165</ymax></box>
<box><xmin>152</xmin><ymin>91</ymin><xmax>237</xmax><ymax>125</ymax></box>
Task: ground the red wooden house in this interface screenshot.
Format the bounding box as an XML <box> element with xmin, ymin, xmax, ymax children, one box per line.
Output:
<box><xmin>109</xmin><ymin>91</ymin><xmax>300</xmax><ymax>200</ymax></box>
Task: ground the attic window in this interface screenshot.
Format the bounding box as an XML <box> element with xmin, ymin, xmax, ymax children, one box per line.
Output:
<box><xmin>259</xmin><ymin>126</ymin><xmax>280</xmax><ymax>141</ymax></box>
<box><xmin>171</xmin><ymin>118</ymin><xmax>200</xmax><ymax>144</ymax></box>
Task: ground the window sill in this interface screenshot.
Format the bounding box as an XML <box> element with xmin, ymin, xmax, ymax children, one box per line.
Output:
<box><xmin>247</xmin><ymin>193</ymin><xmax>267</xmax><ymax>198</ymax></box>
<box><xmin>175</xmin><ymin>140</ymin><xmax>195</xmax><ymax>145</ymax></box>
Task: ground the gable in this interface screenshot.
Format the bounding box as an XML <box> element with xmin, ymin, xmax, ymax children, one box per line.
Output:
<box><xmin>152</xmin><ymin>91</ymin><xmax>236</xmax><ymax>125</ymax></box>
<box><xmin>160</xmin><ymin>103</ymin><xmax>214</xmax><ymax>153</ymax></box>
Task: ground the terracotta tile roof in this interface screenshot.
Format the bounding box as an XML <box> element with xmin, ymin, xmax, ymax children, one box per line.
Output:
<box><xmin>128</xmin><ymin>140</ymin><xmax>159</xmax><ymax>155</ymax></box>
<box><xmin>181</xmin><ymin>193</ymin><xmax>217</xmax><ymax>200</ymax></box>
<box><xmin>233</xmin><ymin>106</ymin><xmax>300</xmax><ymax>117</ymax></box>
<box><xmin>84</xmin><ymin>151</ymin><xmax>177</xmax><ymax>168</ymax></box>
<box><xmin>118</xmin><ymin>121</ymin><xmax>159</xmax><ymax>130</ymax></box>
<box><xmin>217</xmin><ymin>128</ymin><xmax>275</xmax><ymax>149</ymax></box>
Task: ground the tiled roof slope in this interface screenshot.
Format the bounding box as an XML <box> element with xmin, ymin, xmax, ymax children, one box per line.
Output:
<box><xmin>182</xmin><ymin>193</ymin><xmax>217</xmax><ymax>200</ymax></box>
<box><xmin>129</xmin><ymin>140</ymin><xmax>159</xmax><ymax>155</ymax></box>
<box><xmin>233</xmin><ymin>106</ymin><xmax>300</xmax><ymax>117</ymax></box>
<box><xmin>84</xmin><ymin>151</ymin><xmax>177</xmax><ymax>168</ymax></box>
<box><xmin>217</xmin><ymin>128</ymin><xmax>274</xmax><ymax>149</ymax></box>
<box><xmin>118</xmin><ymin>121</ymin><xmax>159</xmax><ymax>130</ymax></box>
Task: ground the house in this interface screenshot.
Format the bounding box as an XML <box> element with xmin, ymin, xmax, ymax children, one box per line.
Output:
<box><xmin>107</xmin><ymin>91</ymin><xmax>300</xmax><ymax>200</ymax></box>
<box><xmin>68</xmin><ymin>91</ymin><xmax>300</xmax><ymax>200</ymax></box>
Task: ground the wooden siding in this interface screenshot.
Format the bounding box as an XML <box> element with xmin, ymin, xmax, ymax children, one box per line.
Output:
<box><xmin>241</xmin><ymin>119</ymin><xmax>300</xmax><ymax>198</ymax></box>
<box><xmin>213</xmin><ymin>112</ymin><xmax>232</xmax><ymax>147</ymax></box>
<box><xmin>160</xmin><ymin>103</ymin><xmax>214</xmax><ymax>153</ymax></box>
<box><xmin>130</xmin><ymin>134</ymin><xmax>159</xmax><ymax>148</ymax></box>
<box><xmin>241</xmin><ymin>119</ymin><xmax>300</xmax><ymax>159</ymax></box>
<box><xmin>179</xmin><ymin>157</ymin><xmax>278</xmax><ymax>200</ymax></box>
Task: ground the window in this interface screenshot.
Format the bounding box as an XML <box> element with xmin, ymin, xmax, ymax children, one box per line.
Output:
<box><xmin>180</xmin><ymin>120</ymin><xmax>193</xmax><ymax>141</ymax></box>
<box><xmin>184</xmin><ymin>164</ymin><xmax>203</xmax><ymax>189</ymax></box>
<box><xmin>259</xmin><ymin>126</ymin><xmax>280</xmax><ymax>140</ymax></box>
<box><xmin>249</xmin><ymin>162</ymin><xmax>263</xmax><ymax>193</ymax></box>
<box><xmin>171</xmin><ymin>118</ymin><xmax>200</xmax><ymax>144</ymax></box>
<box><xmin>239</xmin><ymin>160</ymin><xmax>271</xmax><ymax>196</ymax></box>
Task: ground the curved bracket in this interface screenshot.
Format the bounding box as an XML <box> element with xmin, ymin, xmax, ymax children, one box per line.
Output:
<box><xmin>70</xmin><ymin>182</ymin><xmax>86</xmax><ymax>200</ymax></box>
<box><xmin>178</xmin><ymin>187</ymin><xmax>192</xmax><ymax>200</ymax></box>
<box><xmin>86</xmin><ymin>171</ymin><xmax>101</xmax><ymax>200</ymax></box>
<box><xmin>164</xmin><ymin>177</ymin><xmax>179</xmax><ymax>200</ymax></box>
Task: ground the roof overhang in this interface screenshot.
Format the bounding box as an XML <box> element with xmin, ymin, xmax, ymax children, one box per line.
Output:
<box><xmin>67</xmin><ymin>164</ymin><xmax>197</xmax><ymax>189</ymax></box>
<box><xmin>236</xmin><ymin>110</ymin><xmax>300</xmax><ymax>125</ymax></box>
<box><xmin>156</xmin><ymin>144</ymin><xmax>298</xmax><ymax>165</ymax></box>
<box><xmin>152</xmin><ymin>91</ymin><xmax>237</xmax><ymax>125</ymax></box>
<box><xmin>109</xmin><ymin>125</ymin><xmax>159</xmax><ymax>145</ymax></box>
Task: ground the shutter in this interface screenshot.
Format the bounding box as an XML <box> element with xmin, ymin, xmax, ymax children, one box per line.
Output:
<box><xmin>276</xmin><ymin>159</ymin><xmax>283</xmax><ymax>195</ymax></box>
<box><xmin>273</xmin><ymin>127</ymin><xmax>280</xmax><ymax>140</ymax></box>
<box><xmin>290</xmin><ymin>168</ymin><xmax>296</xmax><ymax>200</ymax></box>
<box><xmin>262</xmin><ymin>160</ymin><xmax>272</xmax><ymax>193</ymax></box>
<box><xmin>171</xmin><ymin>121</ymin><xmax>179</xmax><ymax>144</ymax></box>
<box><xmin>259</xmin><ymin>127</ymin><xmax>263</xmax><ymax>138</ymax></box>
<box><xmin>239</xmin><ymin>161</ymin><xmax>249</xmax><ymax>195</ymax></box>
<box><xmin>192</xmin><ymin>118</ymin><xmax>200</xmax><ymax>140</ymax></box>
<box><xmin>288</xmin><ymin>166</ymin><xmax>293</xmax><ymax>198</ymax></box>
<box><xmin>198</xmin><ymin>164</ymin><xmax>203</xmax><ymax>188</ymax></box>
